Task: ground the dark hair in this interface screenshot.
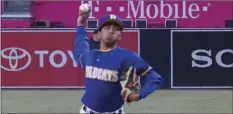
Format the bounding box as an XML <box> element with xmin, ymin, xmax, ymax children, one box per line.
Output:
<box><xmin>93</xmin><ymin>29</ymin><xmax>99</xmax><ymax>34</ymax></box>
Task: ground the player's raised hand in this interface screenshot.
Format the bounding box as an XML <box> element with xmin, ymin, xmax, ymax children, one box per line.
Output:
<box><xmin>77</xmin><ymin>3</ymin><xmax>91</xmax><ymax>26</ymax></box>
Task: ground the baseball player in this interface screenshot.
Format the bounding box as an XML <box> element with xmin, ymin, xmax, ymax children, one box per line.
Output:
<box><xmin>89</xmin><ymin>29</ymin><xmax>100</xmax><ymax>50</ymax></box>
<box><xmin>73</xmin><ymin>6</ymin><xmax>163</xmax><ymax>114</ymax></box>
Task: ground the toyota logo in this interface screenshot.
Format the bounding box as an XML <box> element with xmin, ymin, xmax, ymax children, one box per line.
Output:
<box><xmin>1</xmin><ymin>47</ymin><xmax>31</xmax><ymax>71</ymax></box>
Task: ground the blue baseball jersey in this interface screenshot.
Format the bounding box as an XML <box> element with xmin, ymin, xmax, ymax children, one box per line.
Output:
<box><xmin>73</xmin><ymin>26</ymin><xmax>163</xmax><ymax>112</ymax></box>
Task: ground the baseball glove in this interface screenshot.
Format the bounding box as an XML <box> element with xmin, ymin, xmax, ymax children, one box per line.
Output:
<box><xmin>120</xmin><ymin>66</ymin><xmax>141</xmax><ymax>103</ymax></box>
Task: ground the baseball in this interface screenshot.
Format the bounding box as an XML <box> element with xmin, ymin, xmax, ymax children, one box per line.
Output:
<box><xmin>79</xmin><ymin>3</ymin><xmax>89</xmax><ymax>13</ymax></box>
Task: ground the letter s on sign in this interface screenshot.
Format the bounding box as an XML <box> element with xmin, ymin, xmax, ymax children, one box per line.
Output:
<box><xmin>191</xmin><ymin>49</ymin><xmax>212</xmax><ymax>68</ymax></box>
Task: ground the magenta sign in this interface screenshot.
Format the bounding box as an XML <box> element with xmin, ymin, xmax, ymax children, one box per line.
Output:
<box><xmin>84</xmin><ymin>1</ymin><xmax>232</xmax><ymax>27</ymax></box>
<box><xmin>31</xmin><ymin>1</ymin><xmax>232</xmax><ymax>28</ymax></box>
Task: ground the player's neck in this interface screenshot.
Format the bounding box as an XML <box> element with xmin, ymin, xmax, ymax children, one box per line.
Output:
<box><xmin>99</xmin><ymin>43</ymin><xmax>117</xmax><ymax>52</ymax></box>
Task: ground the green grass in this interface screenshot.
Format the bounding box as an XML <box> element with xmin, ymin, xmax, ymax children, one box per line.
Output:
<box><xmin>1</xmin><ymin>89</ymin><xmax>232</xmax><ymax>113</ymax></box>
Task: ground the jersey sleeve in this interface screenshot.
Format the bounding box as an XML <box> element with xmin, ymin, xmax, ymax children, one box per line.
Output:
<box><xmin>72</xmin><ymin>26</ymin><xmax>89</xmax><ymax>68</ymax></box>
<box><xmin>124</xmin><ymin>52</ymin><xmax>152</xmax><ymax>76</ymax></box>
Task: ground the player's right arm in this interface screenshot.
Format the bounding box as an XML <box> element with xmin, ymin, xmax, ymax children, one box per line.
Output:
<box><xmin>72</xmin><ymin>6</ymin><xmax>91</xmax><ymax>68</ymax></box>
<box><xmin>73</xmin><ymin>26</ymin><xmax>89</xmax><ymax>68</ymax></box>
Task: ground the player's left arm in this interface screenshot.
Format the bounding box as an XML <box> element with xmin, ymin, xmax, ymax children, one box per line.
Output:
<box><xmin>125</xmin><ymin>52</ymin><xmax>163</xmax><ymax>99</ymax></box>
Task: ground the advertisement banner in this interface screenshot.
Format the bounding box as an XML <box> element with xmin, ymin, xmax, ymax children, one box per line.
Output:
<box><xmin>30</xmin><ymin>0</ymin><xmax>232</xmax><ymax>28</ymax></box>
<box><xmin>171</xmin><ymin>30</ymin><xmax>233</xmax><ymax>88</ymax></box>
<box><xmin>139</xmin><ymin>29</ymin><xmax>171</xmax><ymax>89</ymax></box>
<box><xmin>1</xmin><ymin>30</ymin><xmax>139</xmax><ymax>88</ymax></box>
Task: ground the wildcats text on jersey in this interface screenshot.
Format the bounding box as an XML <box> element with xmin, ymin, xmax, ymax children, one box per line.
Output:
<box><xmin>86</xmin><ymin>66</ymin><xmax>119</xmax><ymax>82</ymax></box>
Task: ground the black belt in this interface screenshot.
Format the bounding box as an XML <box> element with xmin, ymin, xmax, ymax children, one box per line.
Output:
<box><xmin>83</xmin><ymin>106</ymin><xmax>122</xmax><ymax>114</ymax></box>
